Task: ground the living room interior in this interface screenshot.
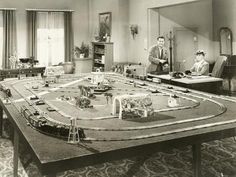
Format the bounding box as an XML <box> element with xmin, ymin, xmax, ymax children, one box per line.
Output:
<box><xmin>0</xmin><ymin>0</ymin><xmax>236</xmax><ymax>176</ymax></box>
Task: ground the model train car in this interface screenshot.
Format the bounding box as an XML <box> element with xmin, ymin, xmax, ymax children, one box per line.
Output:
<box><xmin>124</xmin><ymin>64</ymin><xmax>147</xmax><ymax>80</ymax></box>
<box><xmin>20</xmin><ymin>105</ymin><xmax>85</xmax><ymax>140</ymax></box>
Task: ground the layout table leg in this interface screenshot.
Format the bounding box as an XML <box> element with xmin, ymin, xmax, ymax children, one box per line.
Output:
<box><xmin>0</xmin><ymin>106</ymin><xmax>3</xmax><ymax>137</ymax></box>
<box><xmin>192</xmin><ymin>143</ymin><xmax>201</xmax><ymax>177</ymax></box>
<box><xmin>13</xmin><ymin>129</ymin><xmax>19</xmax><ymax>177</ymax></box>
<box><xmin>228</xmin><ymin>77</ymin><xmax>232</xmax><ymax>96</ymax></box>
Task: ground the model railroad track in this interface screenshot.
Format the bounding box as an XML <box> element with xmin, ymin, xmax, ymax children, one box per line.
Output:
<box><xmin>0</xmin><ymin>74</ymin><xmax>230</xmax><ymax>142</ymax></box>
<box><xmin>25</xmin><ymin>75</ymin><xmax>202</xmax><ymax>120</ymax></box>
<box><xmin>9</xmin><ymin>80</ymin><xmax>70</xmax><ymax>126</ymax></box>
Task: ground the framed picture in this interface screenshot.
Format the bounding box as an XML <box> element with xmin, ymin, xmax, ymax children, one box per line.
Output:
<box><xmin>99</xmin><ymin>12</ymin><xmax>112</xmax><ymax>39</ymax></box>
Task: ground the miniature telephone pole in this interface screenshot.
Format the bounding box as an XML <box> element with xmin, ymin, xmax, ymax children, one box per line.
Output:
<box><xmin>68</xmin><ymin>117</ymin><xmax>80</xmax><ymax>144</ymax></box>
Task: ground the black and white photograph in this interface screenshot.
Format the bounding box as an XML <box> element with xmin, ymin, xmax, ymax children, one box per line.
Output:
<box><xmin>0</xmin><ymin>0</ymin><xmax>236</xmax><ymax>177</ymax></box>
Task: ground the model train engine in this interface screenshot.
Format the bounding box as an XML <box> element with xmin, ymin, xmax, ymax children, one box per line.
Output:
<box><xmin>124</xmin><ymin>63</ymin><xmax>147</xmax><ymax>80</ymax></box>
<box><xmin>20</xmin><ymin>106</ymin><xmax>73</xmax><ymax>139</ymax></box>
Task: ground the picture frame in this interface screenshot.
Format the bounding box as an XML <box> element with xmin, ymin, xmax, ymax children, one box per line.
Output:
<box><xmin>99</xmin><ymin>12</ymin><xmax>112</xmax><ymax>40</ymax></box>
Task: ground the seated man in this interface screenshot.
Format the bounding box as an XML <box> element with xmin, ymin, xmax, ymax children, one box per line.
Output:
<box><xmin>147</xmin><ymin>36</ymin><xmax>169</xmax><ymax>74</ymax></box>
<box><xmin>188</xmin><ymin>50</ymin><xmax>209</xmax><ymax>75</ymax></box>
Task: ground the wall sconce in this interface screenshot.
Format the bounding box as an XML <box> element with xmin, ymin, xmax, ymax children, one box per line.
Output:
<box><xmin>130</xmin><ymin>24</ymin><xmax>138</xmax><ymax>39</ymax></box>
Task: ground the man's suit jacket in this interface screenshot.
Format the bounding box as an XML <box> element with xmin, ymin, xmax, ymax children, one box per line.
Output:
<box><xmin>147</xmin><ymin>45</ymin><xmax>168</xmax><ymax>73</ymax></box>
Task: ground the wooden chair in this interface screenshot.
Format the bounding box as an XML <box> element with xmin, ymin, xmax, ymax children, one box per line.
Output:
<box><xmin>211</xmin><ymin>56</ymin><xmax>227</xmax><ymax>78</ymax></box>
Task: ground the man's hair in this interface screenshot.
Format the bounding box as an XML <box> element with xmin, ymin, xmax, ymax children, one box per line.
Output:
<box><xmin>157</xmin><ymin>36</ymin><xmax>165</xmax><ymax>41</ymax></box>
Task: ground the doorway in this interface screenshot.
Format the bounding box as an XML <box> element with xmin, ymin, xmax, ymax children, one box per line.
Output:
<box><xmin>173</xmin><ymin>27</ymin><xmax>198</xmax><ymax>72</ymax></box>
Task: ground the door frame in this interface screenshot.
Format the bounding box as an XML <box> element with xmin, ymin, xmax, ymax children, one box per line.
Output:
<box><xmin>173</xmin><ymin>27</ymin><xmax>198</xmax><ymax>71</ymax></box>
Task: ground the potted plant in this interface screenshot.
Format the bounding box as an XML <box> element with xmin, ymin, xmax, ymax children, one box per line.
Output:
<box><xmin>74</xmin><ymin>42</ymin><xmax>90</xmax><ymax>58</ymax></box>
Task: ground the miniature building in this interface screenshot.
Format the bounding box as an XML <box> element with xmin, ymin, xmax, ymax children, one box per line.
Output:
<box><xmin>43</xmin><ymin>65</ymin><xmax>64</xmax><ymax>83</ymax></box>
<box><xmin>123</xmin><ymin>64</ymin><xmax>147</xmax><ymax>78</ymax></box>
<box><xmin>91</xmin><ymin>70</ymin><xmax>105</xmax><ymax>85</ymax></box>
<box><xmin>112</xmin><ymin>93</ymin><xmax>153</xmax><ymax>119</ymax></box>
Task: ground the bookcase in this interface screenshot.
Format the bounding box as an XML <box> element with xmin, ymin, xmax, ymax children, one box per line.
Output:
<box><xmin>92</xmin><ymin>42</ymin><xmax>113</xmax><ymax>71</ymax></box>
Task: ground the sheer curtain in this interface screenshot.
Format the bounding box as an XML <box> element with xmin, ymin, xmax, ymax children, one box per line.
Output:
<box><xmin>0</xmin><ymin>11</ymin><xmax>3</xmax><ymax>69</ymax></box>
<box><xmin>37</xmin><ymin>12</ymin><xmax>64</xmax><ymax>66</ymax></box>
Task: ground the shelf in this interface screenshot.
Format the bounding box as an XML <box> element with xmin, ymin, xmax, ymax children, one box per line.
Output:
<box><xmin>94</xmin><ymin>51</ymin><xmax>105</xmax><ymax>55</ymax></box>
<box><xmin>94</xmin><ymin>62</ymin><xmax>105</xmax><ymax>65</ymax></box>
<box><xmin>92</xmin><ymin>42</ymin><xmax>113</xmax><ymax>71</ymax></box>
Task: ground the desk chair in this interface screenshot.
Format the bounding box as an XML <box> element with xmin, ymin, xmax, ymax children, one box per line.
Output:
<box><xmin>211</xmin><ymin>56</ymin><xmax>227</xmax><ymax>78</ymax></box>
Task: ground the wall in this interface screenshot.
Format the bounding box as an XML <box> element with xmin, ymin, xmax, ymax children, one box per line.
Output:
<box><xmin>0</xmin><ymin>0</ymin><xmax>89</xmax><ymax>59</ymax></box>
<box><xmin>118</xmin><ymin>0</ymin><xmax>129</xmax><ymax>63</ymax></box>
<box><xmin>89</xmin><ymin>0</ymin><xmax>201</xmax><ymax>64</ymax></box>
<box><xmin>128</xmin><ymin>0</ymin><xmax>204</xmax><ymax>65</ymax></box>
<box><xmin>212</xmin><ymin>0</ymin><xmax>236</xmax><ymax>91</ymax></box>
<box><xmin>89</xmin><ymin>0</ymin><xmax>129</xmax><ymax>63</ymax></box>
<box><xmin>157</xmin><ymin>0</ymin><xmax>214</xmax><ymax>65</ymax></box>
<box><xmin>213</xmin><ymin>0</ymin><xmax>236</xmax><ymax>56</ymax></box>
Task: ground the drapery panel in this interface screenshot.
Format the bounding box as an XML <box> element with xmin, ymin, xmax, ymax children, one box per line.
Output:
<box><xmin>2</xmin><ymin>10</ymin><xmax>17</xmax><ymax>69</ymax></box>
<box><xmin>27</xmin><ymin>11</ymin><xmax>37</xmax><ymax>60</ymax></box>
<box><xmin>0</xmin><ymin>11</ymin><xmax>3</xmax><ymax>69</ymax></box>
<box><xmin>64</xmin><ymin>11</ymin><xmax>74</xmax><ymax>62</ymax></box>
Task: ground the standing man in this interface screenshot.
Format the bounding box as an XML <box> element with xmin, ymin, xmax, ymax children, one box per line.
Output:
<box><xmin>147</xmin><ymin>36</ymin><xmax>169</xmax><ymax>74</ymax></box>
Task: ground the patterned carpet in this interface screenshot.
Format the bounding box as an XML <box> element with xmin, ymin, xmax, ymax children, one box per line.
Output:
<box><xmin>1</xmin><ymin>119</ymin><xmax>236</xmax><ymax>177</ymax></box>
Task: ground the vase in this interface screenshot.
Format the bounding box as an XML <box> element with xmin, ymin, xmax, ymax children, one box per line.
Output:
<box><xmin>80</xmin><ymin>54</ymin><xmax>85</xmax><ymax>58</ymax></box>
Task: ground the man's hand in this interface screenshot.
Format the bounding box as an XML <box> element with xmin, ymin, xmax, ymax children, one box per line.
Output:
<box><xmin>163</xmin><ymin>63</ymin><xmax>169</xmax><ymax>67</ymax></box>
<box><xmin>159</xmin><ymin>59</ymin><xmax>167</xmax><ymax>64</ymax></box>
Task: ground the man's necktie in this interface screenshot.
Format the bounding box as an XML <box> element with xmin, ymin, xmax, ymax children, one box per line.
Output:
<box><xmin>160</xmin><ymin>49</ymin><xmax>163</xmax><ymax>59</ymax></box>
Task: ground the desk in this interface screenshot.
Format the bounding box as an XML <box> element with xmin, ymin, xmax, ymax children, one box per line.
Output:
<box><xmin>222</xmin><ymin>65</ymin><xmax>236</xmax><ymax>95</ymax></box>
<box><xmin>148</xmin><ymin>74</ymin><xmax>223</xmax><ymax>94</ymax></box>
<box><xmin>0</xmin><ymin>73</ymin><xmax>236</xmax><ymax>177</ymax></box>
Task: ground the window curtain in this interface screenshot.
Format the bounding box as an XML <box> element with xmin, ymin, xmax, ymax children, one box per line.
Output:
<box><xmin>2</xmin><ymin>10</ymin><xmax>17</xmax><ymax>69</ymax></box>
<box><xmin>0</xmin><ymin>11</ymin><xmax>3</xmax><ymax>69</ymax></box>
<box><xmin>37</xmin><ymin>12</ymin><xmax>64</xmax><ymax>66</ymax></box>
<box><xmin>27</xmin><ymin>11</ymin><xmax>37</xmax><ymax>59</ymax></box>
<box><xmin>64</xmin><ymin>11</ymin><xmax>74</xmax><ymax>62</ymax></box>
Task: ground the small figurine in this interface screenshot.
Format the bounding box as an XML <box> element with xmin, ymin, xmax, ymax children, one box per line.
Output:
<box><xmin>104</xmin><ymin>93</ymin><xmax>113</xmax><ymax>104</ymax></box>
<box><xmin>168</xmin><ymin>95</ymin><xmax>179</xmax><ymax>107</ymax></box>
<box><xmin>33</xmin><ymin>111</ymin><xmax>40</xmax><ymax>116</ymax></box>
<box><xmin>45</xmin><ymin>81</ymin><xmax>49</xmax><ymax>87</ymax></box>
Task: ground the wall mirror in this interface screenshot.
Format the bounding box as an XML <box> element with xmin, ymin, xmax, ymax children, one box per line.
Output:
<box><xmin>219</xmin><ymin>27</ymin><xmax>233</xmax><ymax>56</ymax></box>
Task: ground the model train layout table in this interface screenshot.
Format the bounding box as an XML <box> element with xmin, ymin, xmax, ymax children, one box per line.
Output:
<box><xmin>0</xmin><ymin>73</ymin><xmax>236</xmax><ymax>177</ymax></box>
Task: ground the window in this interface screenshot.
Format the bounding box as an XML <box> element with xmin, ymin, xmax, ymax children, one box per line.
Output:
<box><xmin>37</xmin><ymin>12</ymin><xmax>64</xmax><ymax>66</ymax></box>
<box><xmin>0</xmin><ymin>11</ymin><xmax>3</xmax><ymax>69</ymax></box>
